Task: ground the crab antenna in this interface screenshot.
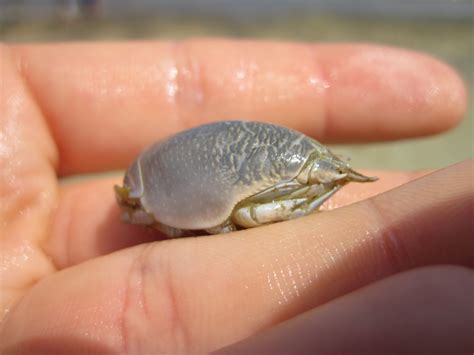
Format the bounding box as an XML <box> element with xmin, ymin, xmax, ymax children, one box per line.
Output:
<box><xmin>345</xmin><ymin>168</ymin><xmax>378</xmax><ymax>183</ymax></box>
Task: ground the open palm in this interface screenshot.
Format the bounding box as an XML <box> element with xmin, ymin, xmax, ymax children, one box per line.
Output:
<box><xmin>1</xmin><ymin>40</ymin><xmax>472</xmax><ymax>354</ymax></box>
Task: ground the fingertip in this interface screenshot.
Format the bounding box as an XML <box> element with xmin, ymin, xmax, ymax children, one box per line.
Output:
<box><xmin>318</xmin><ymin>44</ymin><xmax>468</xmax><ymax>141</ymax></box>
<box><xmin>425</xmin><ymin>54</ymin><xmax>468</xmax><ymax>133</ymax></box>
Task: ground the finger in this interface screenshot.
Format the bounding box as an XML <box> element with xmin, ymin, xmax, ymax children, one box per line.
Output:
<box><xmin>11</xmin><ymin>41</ymin><xmax>466</xmax><ymax>175</ymax></box>
<box><xmin>218</xmin><ymin>266</ymin><xmax>474</xmax><ymax>355</ymax></box>
<box><xmin>1</xmin><ymin>160</ymin><xmax>467</xmax><ymax>354</ymax></box>
<box><xmin>46</xmin><ymin>170</ymin><xmax>427</xmax><ymax>268</ymax></box>
<box><xmin>0</xmin><ymin>45</ymin><xmax>58</xmax><ymax>319</ymax></box>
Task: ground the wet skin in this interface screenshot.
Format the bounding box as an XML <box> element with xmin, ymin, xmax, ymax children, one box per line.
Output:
<box><xmin>0</xmin><ymin>40</ymin><xmax>472</xmax><ymax>354</ymax></box>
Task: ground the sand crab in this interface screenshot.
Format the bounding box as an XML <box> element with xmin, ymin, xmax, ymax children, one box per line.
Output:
<box><xmin>115</xmin><ymin>121</ymin><xmax>376</xmax><ymax>237</ymax></box>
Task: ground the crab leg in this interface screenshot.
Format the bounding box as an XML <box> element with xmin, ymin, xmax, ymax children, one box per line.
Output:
<box><xmin>232</xmin><ymin>184</ymin><xmax>342</xmax><ymax>228</ymax></box>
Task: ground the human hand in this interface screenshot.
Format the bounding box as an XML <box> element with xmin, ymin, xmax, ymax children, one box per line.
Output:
<box><xmin>1</xmin><ymin>40</ymin><xmax>472</xmax><ymax>354</ymax></box>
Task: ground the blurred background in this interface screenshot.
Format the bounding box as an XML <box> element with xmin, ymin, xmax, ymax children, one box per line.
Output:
<box><xmin>1</xmin><ymin>0</ymin><xmax>472</xmax><ymax>171</ymax></box>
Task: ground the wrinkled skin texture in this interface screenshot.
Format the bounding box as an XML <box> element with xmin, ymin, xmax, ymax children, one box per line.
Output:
<box><xmin>0</xmin><ymin>40</ymin><xmax>472</xmax><ymax>354</ymax></box>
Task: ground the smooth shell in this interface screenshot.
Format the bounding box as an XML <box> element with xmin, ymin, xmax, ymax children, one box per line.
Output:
<box><xmin>125</xmin><ymin>121</ymin><xmax>329</xmax><ymax>229</ymax></box>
